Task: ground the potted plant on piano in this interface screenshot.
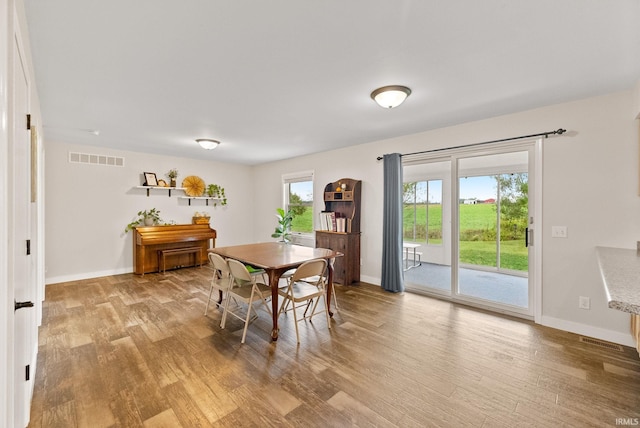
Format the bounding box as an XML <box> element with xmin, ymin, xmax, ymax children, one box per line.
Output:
<box><xmin>125</xmin><ymin>208</ymin><xmax>162</xmax><ymax>232</ymax></box>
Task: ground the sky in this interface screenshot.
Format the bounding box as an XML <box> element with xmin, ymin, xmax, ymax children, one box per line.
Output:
<box><xmin>459</xmin><ymin>176</ymin><xmax>498</xmax><ymax>200</ymax></box>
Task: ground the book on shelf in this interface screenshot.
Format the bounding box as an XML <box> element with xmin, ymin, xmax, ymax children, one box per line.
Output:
<box><xmin>318</xmin><ymin>211</ymin><xmax>348</xmax><ymax>232</ymax></box>
<box><xmin>318</xmin><ymin>211</ymin><xmax>338</xmax><ymax>232</ymax></box>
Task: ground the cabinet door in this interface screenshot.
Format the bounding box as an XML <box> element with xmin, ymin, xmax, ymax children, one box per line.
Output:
<box><xmin>332</xmin><ymin>235</ymin><xmax>348</xmax><ymax>284</ymax></box>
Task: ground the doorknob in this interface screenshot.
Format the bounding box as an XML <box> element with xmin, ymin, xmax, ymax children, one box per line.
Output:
<box><xmin>14</xmin><ymin>300</ymin><xmax>34</xmax><ymax>311</ymax></box>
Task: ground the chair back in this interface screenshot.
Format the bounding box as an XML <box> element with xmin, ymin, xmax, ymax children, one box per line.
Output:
<box><xmin>291</xmin><ymin>259</ymin><xmax>327</xmax><ymax>284</ymax></box>
<box><xmin>227</xmin><ymin>258</ymin><xmax>254</xmax><ymax>286</ymax></box>
<box><xmin>208</xmin><ymin>252</ymin><xmax>230</xmax><ymax>280</ymax></box>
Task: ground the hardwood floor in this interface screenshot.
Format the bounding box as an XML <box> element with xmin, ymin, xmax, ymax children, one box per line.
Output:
<box><xmin>28</xmin><ymin>267</ymin><xmax>640</xmax><ymax>427</ymax></box>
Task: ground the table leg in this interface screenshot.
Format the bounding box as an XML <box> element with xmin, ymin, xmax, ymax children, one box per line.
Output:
<box><xmin>326</xmin><ymin>262</ymin><xmax>335</xmax><ymax>318</ymax></box>
<box><xmin>268</xmin><ymin>269</ymin><xmax>280</xmax><ymax>341</ymax></box>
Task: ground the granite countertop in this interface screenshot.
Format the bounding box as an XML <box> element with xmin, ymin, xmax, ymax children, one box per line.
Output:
<box><xmin>596</xmin><ymin>246</ymin><xmax>640</xmax><ymax>315</ymax></box>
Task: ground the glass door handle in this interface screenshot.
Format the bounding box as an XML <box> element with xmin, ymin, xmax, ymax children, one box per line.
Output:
<box><xmin>525</xmin><ymin>228</ymin><xmax>533</xmax><ymax>247</ymax></box>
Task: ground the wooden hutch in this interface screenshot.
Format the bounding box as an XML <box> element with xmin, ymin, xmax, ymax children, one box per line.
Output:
<box><xmin>315</xmin><ymin>178</ymin><xmax>361</xmax><ymax>285</ymax></box>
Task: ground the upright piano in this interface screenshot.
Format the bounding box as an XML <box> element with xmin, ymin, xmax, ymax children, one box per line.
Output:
<box><xmin>133</xmin><ymin>224</ymin><xmax>216</xmax><ymax>274</ymax></box>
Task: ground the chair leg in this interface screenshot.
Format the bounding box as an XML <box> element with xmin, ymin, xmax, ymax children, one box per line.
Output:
<box><xmin>241</xmin><ymin>301</ymin><xmax>253</xmax><ymax>344</ymax></box>
<box><xmin>204</xmin><ymin>284</ymin><xmax>214</xmax><ymax>315</ymax></box>
<box><xmin>221</xmin><ymin>290</ymin><xmax>233</xmax><ymax>329</ymax></box>
<box><xmin>323</xmin><ymin>293</ymin><xmax>331</xmax><ymax>328</ymax></box>
<box><xmin>291</xmin><ymin>300</ymin><xmax>300</xmax><ymax>344</ymax></box>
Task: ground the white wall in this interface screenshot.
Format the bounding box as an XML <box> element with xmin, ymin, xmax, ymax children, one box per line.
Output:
<box><xmin>252</xmin><ymin>89</ymin><xmax>640</xmax><ymax>346</ymax></box>
<box><xmin>44</xmin><ymin>141</ymin><xmax>255</xmax><ymax>283</ymax></box>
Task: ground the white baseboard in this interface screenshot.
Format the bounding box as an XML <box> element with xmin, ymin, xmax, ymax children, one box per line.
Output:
<box><xmin>540</xmin><ymin>315</ymin><xmax>636</xmax><ymax>347</ymax></box>
<box><xmin>45</xmin><ymin>267</ymin><xmax>132</xmax><ymax>285</ymax></box>
<box><xmin>360</xmin><ymin>275</ymin><xmax>380</xmax><ymax>286</ymax></box>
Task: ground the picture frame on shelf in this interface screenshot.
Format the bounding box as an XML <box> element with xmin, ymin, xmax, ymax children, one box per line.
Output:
<box><xmin>144</xmin><ymin>172</ymin><xmax>158</xmax><ymax>186</ymax></box>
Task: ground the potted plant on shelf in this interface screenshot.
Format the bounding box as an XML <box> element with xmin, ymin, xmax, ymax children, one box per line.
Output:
<box><xmin>125</xmin><ymin>208</ymin><xmax>162</xmax><ymax>232</ymax></box>
<box><xmin>271</xmin><ymin>208</ymin><xmax>293</xmax><ymax>243</ymax></box>
<box><xmin>166</xmin><ymin>168</ymin><xmax>178</xmax><ymax>187</ymax></box>
<box><xmin>206</xmin><ymin>184</ymin><xmax>227</xmax><ymax>206</ymax></box>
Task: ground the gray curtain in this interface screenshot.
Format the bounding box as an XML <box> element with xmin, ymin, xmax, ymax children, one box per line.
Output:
<box><xmin>381</xmin><ymin>153</ymin><xmax>404</xmax><ymax>292</ymax></box>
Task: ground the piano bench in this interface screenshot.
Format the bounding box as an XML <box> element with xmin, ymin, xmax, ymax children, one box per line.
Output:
<box><xmin>158</xmin><ymin>246</ymin><xmax>203</xmax><ymax>273</ymax></box>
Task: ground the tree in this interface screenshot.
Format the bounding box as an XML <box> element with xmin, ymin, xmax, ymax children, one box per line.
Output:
<box><xmin>288</xmin><ymin>192</ymin><xmax>308</xmax><ymax>217</ymax></box>
<box><xmin>495</xmin><ymin>173</ymin><xmax>528</xmax><ymax>240</ymax></box>
<box><xmin>403</xmin><ymin>182</ymin><xmax>417</xmax><ymax>204</ymax></box>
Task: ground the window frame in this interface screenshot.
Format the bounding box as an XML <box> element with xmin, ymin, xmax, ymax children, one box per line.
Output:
<box><xmin>282</xmin><ymin>170</ymin><xmax>315</xmax><ymax>238</ymax></box>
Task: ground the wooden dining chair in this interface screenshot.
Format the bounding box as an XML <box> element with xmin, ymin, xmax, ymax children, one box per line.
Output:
<box><xmin>222</xmin><ymin>258</ymin><xmax>273</xmax><ymax>343</ymax></box>
<box><xmin>277</xmin><ymin>259</ymin><xmax>330</xmax><ymax>344</ymax></box>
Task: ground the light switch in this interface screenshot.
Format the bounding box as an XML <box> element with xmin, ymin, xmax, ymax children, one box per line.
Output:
<box><xmin>551</xmin><ymin>226</ymin><xmax>568</xmax><ymax>238</ymax></box>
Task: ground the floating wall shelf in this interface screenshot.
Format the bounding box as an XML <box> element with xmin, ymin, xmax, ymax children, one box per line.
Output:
<box><xmin>135</xmin><ymin>186</ymin><xmax>185</xmax><ymax>197</ymax></box>
<box><xmin>178</xmin><ymin>196</ymin><xmax>223</xmax><ymax>206</ymax></box>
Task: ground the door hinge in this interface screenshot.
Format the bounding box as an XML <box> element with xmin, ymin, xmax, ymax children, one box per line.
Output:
<box><xmin>26</xmin><ymin>114</ymin><xmax>31</xmax><ymax>130</ymax></box>
<box><xmin>25</xmin><ymin>365</ymin><xmax>30</xmax><ymax>381</ymax></box>
<box><xmin>26</xmin><ymin>239</ymin><xmax>31</xmax><ymax>255</ymax></box>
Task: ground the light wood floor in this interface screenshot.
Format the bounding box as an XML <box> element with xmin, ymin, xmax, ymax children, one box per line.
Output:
<box><xmin>28</xmin><ymin>267</ymin><xmax>640</xmax><ymax>427</ymax></box>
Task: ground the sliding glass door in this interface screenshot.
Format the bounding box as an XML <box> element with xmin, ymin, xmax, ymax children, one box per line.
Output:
<box><xmin>457</xmin><ymin>151</ymin><xmax>530</xmax><ymax>311</ymax></box>
<box><xmin>403</xmin><ymin>145</ymin><xmax>535</xmax><ymax>318</ymax></box>
<box><xmin>403</xmin><ymin>160</ymin><xmax>452</xmax><ymax>294</ymax></box>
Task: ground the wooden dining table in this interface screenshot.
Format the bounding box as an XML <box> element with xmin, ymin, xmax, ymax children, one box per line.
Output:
<box><xmin>208</xmin><ymin>242</ymin><xmax>342</xmax><ymax>341</ymax></box>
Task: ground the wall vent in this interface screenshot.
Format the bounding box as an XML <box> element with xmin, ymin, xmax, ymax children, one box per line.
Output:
<box><xmin>579</xmin><ymin>336</ymin><xmax>624</xmax><ymax>352</ymax></box>
<box><xmin>69</xmin><ymin>152</ymin><xmax>124</xmax><ymax>167</ymax></box>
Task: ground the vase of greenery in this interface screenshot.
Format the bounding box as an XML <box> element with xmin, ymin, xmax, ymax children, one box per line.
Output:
<box><xmin>125</xmin><ymin>208</ymin><xmax>162</xmax><ymax>232</ymax></box>
<box><xmin>206</xmin><ymin>184</ymin><xmax>227</xmax><ymax>206</ymax></box>
<box><xmin>166</xmin><ymin>168</ymin><xmax>178</xmax><ymax>188</ymax></box>
<box><xmin>271</xmin><ymin>208</ymin><xmax>293</xmax><ymax>243</ymax></box>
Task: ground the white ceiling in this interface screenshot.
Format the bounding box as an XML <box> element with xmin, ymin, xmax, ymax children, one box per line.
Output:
<box><xmin>23</xmin><ymin>0</ymin><xmax>640</xmax><ymax>166</ymax></box>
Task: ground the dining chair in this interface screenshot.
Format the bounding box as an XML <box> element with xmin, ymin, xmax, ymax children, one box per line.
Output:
<box><xmin>277</xmin><ymin>258</ymin><xmax>330</xmax><ymax>344</ymax></box>
<box><xmin>222</xmin><ymin>258</ymin><xmax>273</xmax><ymax>343</ymax></box>
<box><xmin>306</xmin><ymin>257</ymin><xmax>339</xmax><ymax>314</ymax></box>
<box><xmin>204</xmin><ymin>253</ymin><xmax>233</xmax><ymax>324</ymax></box>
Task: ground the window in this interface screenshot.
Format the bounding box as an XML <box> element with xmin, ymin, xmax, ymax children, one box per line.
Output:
<box><xmin>283</xmin><ymin>171</ymin><xmax>314</xmax><ymax>235</ymax></box>
<box><xmin>403</xmin><ymin>180</ymin><xmax>442</xmax><ymax>244</ymax></box>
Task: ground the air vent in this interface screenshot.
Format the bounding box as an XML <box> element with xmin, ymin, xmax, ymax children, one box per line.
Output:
<box><xmin>69</xmin><ymin>152</ymin><xmax>124</xmax><ymax>167</ymax></box>
<box><xmin>579</xmin><ymin>336</ymin><xmax>624</xmax><ymax>352</ymax></box>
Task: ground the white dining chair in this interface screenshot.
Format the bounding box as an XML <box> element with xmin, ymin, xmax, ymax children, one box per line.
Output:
<box><xmin>222</xmin><ymin>258</ymin><xmax>273</xmax><ymax>343</ymax></box>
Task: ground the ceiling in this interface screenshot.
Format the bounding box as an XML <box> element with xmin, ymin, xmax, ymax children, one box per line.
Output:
<box><xmin>23</xmin><ymin>0</ymin><xmax>640</xmax><ymax>166</ymax></box>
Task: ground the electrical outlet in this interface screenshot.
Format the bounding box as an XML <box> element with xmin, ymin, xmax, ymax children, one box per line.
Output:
<box><xmin>551</xmin><ymin>226</ymin><xmax>568</xmax><ymax>238</ymax></box>
<box><xmin>579</xmin><ymin>296</ymin><xmax>590</xmax><ymax>310</ymax></box>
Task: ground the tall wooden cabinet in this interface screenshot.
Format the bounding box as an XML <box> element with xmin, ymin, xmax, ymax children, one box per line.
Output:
<box><xmin>315</xmin><ymin>178</ymin><xmax>361</xmax><ymax>285</ymax></box>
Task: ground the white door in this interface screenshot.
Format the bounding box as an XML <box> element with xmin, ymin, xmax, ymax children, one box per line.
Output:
<box><xmin>12</xmin><ymin>33</ymin><xmax>35</xmax><ymax>428</ymax></box>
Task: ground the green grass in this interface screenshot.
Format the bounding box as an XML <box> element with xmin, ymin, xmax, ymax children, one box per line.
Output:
<box><xmin>459</xmin><ymin>240</ymin><xmax>528</xmax><ymax>271</ymax></box>
<box><xmin>405</xmin><ymin>203</ymin><xmax>528</xmax><ymax>271</ymax></box>
<box><xmin>291</xmin><ymin>207</ymin><xmax>313</xmax><ymax>233</ymax></box>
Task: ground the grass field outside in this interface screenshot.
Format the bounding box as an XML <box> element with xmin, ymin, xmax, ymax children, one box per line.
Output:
<box><xmin>404</xmin><ymin>203</ymin><xmax>527</xmax><ymax>272</ymax></box>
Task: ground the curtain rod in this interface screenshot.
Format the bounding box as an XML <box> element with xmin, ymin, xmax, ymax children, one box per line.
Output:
<box><xmin>375</xmin><ymin>128</ymin><xmax>566</xmax><ymax>161</ymax></box>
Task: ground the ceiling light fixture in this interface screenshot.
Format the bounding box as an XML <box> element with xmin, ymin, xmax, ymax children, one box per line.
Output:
<box><xmin>196</xmin><ymin>139</ymin><xmax>220</xmax><ymax>150</ymax></box>
<box><xmin>370</xmin><ymin>85</ymin><xmax>412</xmax><ymax>108</ymax></box>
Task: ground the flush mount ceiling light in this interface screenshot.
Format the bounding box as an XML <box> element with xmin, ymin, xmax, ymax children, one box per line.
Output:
<box><xmin>196</xmin><ymin>139</ymin><xmax>220</xmax><ymax>150</ymax></box>
<box><xmin>370</xmin><ymin>85</ymin><xmax>412</xmax><ymax>108</ymax></box>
